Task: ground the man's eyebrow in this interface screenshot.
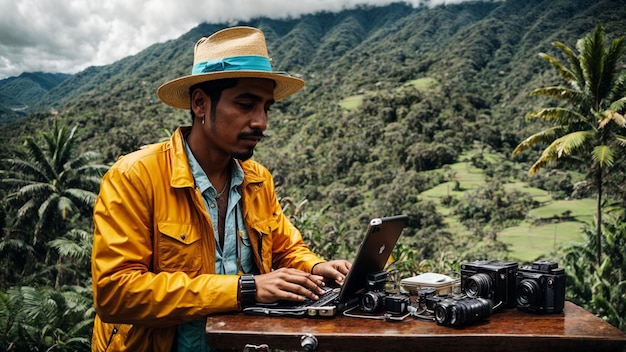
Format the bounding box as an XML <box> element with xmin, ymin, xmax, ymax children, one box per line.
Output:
<box><xmin>235</xmin><ymin>92</ymin><xmax>275</xmax><ymax>105</ymax></box>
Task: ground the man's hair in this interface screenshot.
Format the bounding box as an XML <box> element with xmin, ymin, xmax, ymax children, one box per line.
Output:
<box><xmin>189</xmin><ymin>78</ymin><xmax>239</xmax><ymax>124</ymax></box>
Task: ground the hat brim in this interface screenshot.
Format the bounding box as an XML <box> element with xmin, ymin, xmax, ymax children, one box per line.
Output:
<box><xmin>157</xmin><ymin>71</ymin><xmax>305</xmax><ymax>109</ymax></box>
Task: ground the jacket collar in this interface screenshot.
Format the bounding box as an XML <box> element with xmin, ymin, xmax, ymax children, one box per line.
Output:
<box><xmin>170</xmin><ymin>126</ymin><xmax>195</xmax><ymax>189</ymax></box>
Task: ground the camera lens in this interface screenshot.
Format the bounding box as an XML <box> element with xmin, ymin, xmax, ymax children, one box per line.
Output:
<box><xmin>361</xmin><ymin>291</ymin><xmax>385</xmax><ymax>313</ymax></box>
<box><xmin>478</xmin><ymin>297</ymin><xmax>493</xmax><ymax>317</ymax></box>
<box><xmin>465</xmin><ymin>273</ymin><xmax>492</xmax><ymax>298</ymax></box>
<box><xmin>517</xmin><ymin>279</ymin><xmax>539</xmax><ymax>307</ymax></box>
<box><xmin>449</xmin><ymin>305</ymin><xmax>460</xmax><ymax>325</ymax></box>
<box><xmin>433</xmin><ymin>298</ymin><xmax>492</xmax><ymax>326</ymax></box>
<box><xmin>434</xmin><ymin>302</ymin><xmax>450</xmax><ymax>324</ymax></box>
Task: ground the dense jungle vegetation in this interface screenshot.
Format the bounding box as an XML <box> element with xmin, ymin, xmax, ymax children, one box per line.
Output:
<box><xmin>1</xmin><ymin>0</ymin><xmax>625</xmax><ymax>349</ymax></box>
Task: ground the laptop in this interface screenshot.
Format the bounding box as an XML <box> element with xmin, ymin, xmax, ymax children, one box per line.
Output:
<box><xmin>243</xmin><ymin>214</ymin><xmax>408</xmax><ymax>317</ymax></box>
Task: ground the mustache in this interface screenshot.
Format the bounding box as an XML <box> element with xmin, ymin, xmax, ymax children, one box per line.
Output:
<box><xmin>238</xmin><ymin>129</ymin><xmax>266</xmax><ymax>139</ymax></box>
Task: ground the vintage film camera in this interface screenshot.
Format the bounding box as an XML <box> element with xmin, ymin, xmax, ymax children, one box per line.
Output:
<box><xmin>460</xmin><ymin>260</ymin><xmax>518</xmax><ymax>310</ymax></box>
<box><xmin>424</xmin><ymin>294</ymin><xmax>493</xmax><ymax>327</ymax></box>
<box><xmin>516</xmin><ymin>260</ymin><xmax>565</xmax><ymax>314</ymax></box>
<box><xmin>360</xmin><ymin>271</ymin><xmax>409</xmax><ymax>315</ymax></box>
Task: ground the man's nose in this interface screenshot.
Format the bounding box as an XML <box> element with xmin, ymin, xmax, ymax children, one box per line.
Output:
<box><xmin>250</xmin><ymin>108</ymin><xmax>268</xmax><ymax>130</ymax></box>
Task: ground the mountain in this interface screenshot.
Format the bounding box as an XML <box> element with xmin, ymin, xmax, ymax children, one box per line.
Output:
<box><xmin>0</xmin><ymin>0</ymin><xmax>624</xmax><ymax>253</ymax></box>
<box><xmin>0</xmin><ymin>72</ymin><xmax>70</xmax><ymax>125</ymax></box>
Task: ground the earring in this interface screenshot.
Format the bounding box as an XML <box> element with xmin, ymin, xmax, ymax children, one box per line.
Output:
<box><xmin>201</xmin><ymin>115</ymin><xmax>205</xmax><ymax>125</ymax></box>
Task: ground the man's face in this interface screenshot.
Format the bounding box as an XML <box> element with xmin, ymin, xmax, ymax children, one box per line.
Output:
<box><xmin>198</xmin><ymin>78</ymin><xmax>275</xmax><ymax>161</ymax></box>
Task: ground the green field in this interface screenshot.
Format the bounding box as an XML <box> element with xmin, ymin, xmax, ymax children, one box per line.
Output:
<box><xmin>500</xmin><ymin>198</ymin><xmax>595</xmax><ymax>261</ymax></box>
<box><xmin>419</xmin><ymin>155</ymin><xmax>596</xmax><ymax>263</ymax></box>
<box><xmin>338</xmin><ymin>95</ymin><xmax>365</xmax><ymax>110</ymax></box>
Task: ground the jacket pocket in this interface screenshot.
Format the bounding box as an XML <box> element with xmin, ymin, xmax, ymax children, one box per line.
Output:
<box><xmin>157</xmin><ymin>222</ymin><xmax>202</xmax><ymax>272</ymax></box>
<box><xmin>250</xmin><ymin>219</ymin><xmax>278</xmax><ymax>273</ymax></box>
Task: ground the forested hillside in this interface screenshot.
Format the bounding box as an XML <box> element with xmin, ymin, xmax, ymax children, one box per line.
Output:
<box><xmin>2</xmin><ymin>0</ymin><xmax>625</xmax><ymax>253</ymax></box>
<box><xmin>0</xmin><ymin>72</ymin><xmax>69</xmax><ymax>124</ymax></box>
<box><xmin>1</xmin><ymin>0</ymin><xmax>626</xmax><ymax>348</ymax></box>
<box><xmin>1</xmin><ymin>0</ymin><xmax>625</xmax><ymax>251</ymax></box>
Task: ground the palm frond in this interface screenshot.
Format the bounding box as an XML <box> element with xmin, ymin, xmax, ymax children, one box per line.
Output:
<box><xmin>555</xmin><ymin>130</ymin><xmax>594</xmax><ymax>157</ymax></box>
<box><xmin>73</xmin><ymin>162</ymin><xmax>110</xmax><ymax>178</ymax></box>
<box><xmin>57</xmin><ymin>196</ymin><xmax>76</xmax><ymax>220</ymax></box>
<box><xmin>24</xmin><ymin>137</ymin><xmax>57</xmax><ymax>181</ymax></box>
<box><xmin>579</xmin><ymin>24</ymin><xmax>605</xmax><ymax>101</ymax></box>
<box><xmin>529</xmin><ymin>86</ymin><xmax>584</xmax><ymax>105</ymax></box>
<box><xmin>1</xmin><ymin>177</ymin><xmax>35</xmax><ymax>189</ymax></box>
<box><xmin>553</xmin><ymin>41</ymin><xmax>584</xmax><ymax>85</ymax></box>
<box><xmin>527</xmin><ymin>130</ymin><xmax>593</xmax><ymax>175</ymax></box>
<box><xmin>49</xmin><ymin>230</ymin><xmax>92</xmax><ymax>263</ymax></box>
<box><xmin>528</xmin><ymin>157</ymin><xmax>553</xmax><ymax>175</ymax></box>
<box><xmin>16</xmin><ymin>198</ymin><xmax>36</xmax><ymax>219</ymax></box>
<box><xmin>68</xmin><ymin>151</ymin><xmax>102</xmax><ymax>167</ymax></box>
<box><xmin>615</xmin><ymin>135</ymin><xmax>626</xmax><ymax>147</ymax></box>
<box><xmin>36</xmin><ymin>193</ymin><xmax>60</xmax><ymax>234</ymax></box>
<box><xmin>608</xmin><ymin>74</ymin><xmax>626</xmax><ymax>102</ymax></box>
<box><xmin>64</xmin><ymin>188</ymin><xmax>98</xmax><ymax>208</ymax></box>
<box><xmin>511</xmin><ymin>126</ymin><xmax>564</xmax><ymax>157</ymax></box>
<box><xmin>538</xmin><ymin>51</ymin><xmax>577</xmax><ymax>83</ymax></box>
<box><xmin>57</xmin><ymin>125</ymin><xmax>79</xmax><ymax>170</ymax></box>
<box><xmin>601</xmin><ymin>34</ymin><xmax>625</xmax><ymax>100</ymax></box>
<box><xmin>608</xmin><ymin>96</ymin><xmax>626</xmax><ymax>114</ymax></box>
<box><xmin>0</xmin><ymin>158</ymin><xmax>46</xmax><ymax>181</ymax></box>
<box><xmin>525</xmin><ymin>106</ymin><xmax>588</xmax><ymax>125</ymax></box>
<box><xmin>592</xmin><ymin>145</ymin><xmax>616</xmax><ymax>168</ymax></box>
<box><xmin>0</xmin><ymin>238</ymin><xmax>34</xmax><ymax>253</ymax></box>
<box><xmin>78</xmin><ymin>175</ymin><xmax>108</xmax><ymax>192</ymax></box>
<box><xmin>10</xmin><ymin>182</ymin><xmax>54</xmax><ymax>203</ymax></box>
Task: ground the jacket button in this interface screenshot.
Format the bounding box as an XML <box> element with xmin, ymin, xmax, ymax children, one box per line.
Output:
<box><xmin>181</xmin><ymin>233</ymin><xmax>186</xmax><ymax>240</ymax></box>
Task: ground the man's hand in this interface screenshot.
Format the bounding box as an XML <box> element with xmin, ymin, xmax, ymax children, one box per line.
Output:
<box><xmin>311</xmin><ymin>260</ymin><xmax>351</xmax><ymax>285</ymax></box>
<box><xmin>253</xmin><ymin>268</ymin><xmax>326</xmax><ymax>303</ymax></box>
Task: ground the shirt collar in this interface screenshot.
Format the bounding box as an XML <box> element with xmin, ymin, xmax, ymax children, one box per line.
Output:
<box><xmin>183</xmin><ymin>136</ymin><xmax>244</xmax><ymax>194</ymax></box>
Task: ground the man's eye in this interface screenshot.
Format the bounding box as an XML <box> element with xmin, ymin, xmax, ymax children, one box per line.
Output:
<box><xmin>238</xmin><ymin>103</ymin><xmax>253</xmax><ymax>110</ymax></box>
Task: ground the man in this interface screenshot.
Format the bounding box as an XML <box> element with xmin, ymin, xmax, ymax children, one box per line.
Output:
<box><xmin>91</xmin><ymin>26</ymin><xmax>351</xmax><ymax>351</ymax></box>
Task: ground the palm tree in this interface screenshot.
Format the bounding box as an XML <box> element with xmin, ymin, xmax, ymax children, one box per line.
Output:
<box><xmin>49</xmin><ymin>228</ymin><xmax>93</xmax><ymax>287</ymax></box>
<box><xmin>0</xmin><ymin>285</ymin><xmax>94</xmax><ymax>351</ymax></box>
<box><xmin>512</xmin><ymin>24</ymin><xmax>626</xmax><ymax>265</ymax></box>
<box><xmin>0</xmin><ymin>119</ymin><xmax>108</xmax><ymax>285</ymax></box>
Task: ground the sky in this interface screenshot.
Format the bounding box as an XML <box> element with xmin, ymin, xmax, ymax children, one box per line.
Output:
<box><xmin>0</xmin><ymin>0</ymin><xmax>477</xmax><ymax>80</ymax></box>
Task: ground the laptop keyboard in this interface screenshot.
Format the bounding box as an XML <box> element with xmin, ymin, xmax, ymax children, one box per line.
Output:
<box><xmin>304</xmin><ymin>287</ymin><xmax>340</xmax><ymax>307</ymax></box>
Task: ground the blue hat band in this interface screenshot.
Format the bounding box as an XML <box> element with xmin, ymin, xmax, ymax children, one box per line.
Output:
<box><xmin>192</xmin><ymin>55</ymin><xmax>272</xmax><ymax>75</ymax></box>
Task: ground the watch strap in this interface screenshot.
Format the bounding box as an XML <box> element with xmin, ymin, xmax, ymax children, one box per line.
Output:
<box><xmin>239</xmin><ymin>274</ymin><xmax>256</xmax><ymax>309</ymax></box>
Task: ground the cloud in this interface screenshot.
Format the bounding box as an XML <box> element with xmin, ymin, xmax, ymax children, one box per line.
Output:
<box><xmin>0</xmin><ymin>0</ymin><xmax>478</xmax><ymax>79</ymax></box>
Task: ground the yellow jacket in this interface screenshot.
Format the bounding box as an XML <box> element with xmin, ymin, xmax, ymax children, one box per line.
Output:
<box><xmin>91</xmin><ymin>127</ymin><xmax>323</xmax><ymax>351</ymax></box>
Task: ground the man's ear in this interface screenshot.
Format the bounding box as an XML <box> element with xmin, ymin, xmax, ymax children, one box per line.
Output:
<box><xmin>191</xmin><ymin>88</ymin><xmax>208</xmax><ymax>117</ymax></box>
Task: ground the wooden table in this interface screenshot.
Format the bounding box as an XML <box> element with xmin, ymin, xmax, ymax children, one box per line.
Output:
<box><xmin>206</xmin><ymin>301</ymin><xmax>626</xmax><ymax>351</ymax></box>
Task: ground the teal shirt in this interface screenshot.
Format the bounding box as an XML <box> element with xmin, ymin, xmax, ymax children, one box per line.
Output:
<box><xmin>177</xmin><ymin>138</ymin><xmax>255</xmax><ymax>351</ymax></box>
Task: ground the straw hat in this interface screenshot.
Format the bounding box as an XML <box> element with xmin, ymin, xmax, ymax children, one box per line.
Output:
<box><xmin>157</xmin><ymin>26</ymin><xmax>305</xmax><ymax>109</ymax></box>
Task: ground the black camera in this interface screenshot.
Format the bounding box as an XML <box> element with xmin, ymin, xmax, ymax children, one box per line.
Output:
<box><xmin>516</xmin><ymin>260</ymin><xmax>565</xmax><ymax>314</ymax></box>
<box><xmin>360</xmin><ymin>271</ymin><xmax>410</xmax><ymax>315</ymax></box>
<box><xmin>425</xmin><ymin>295</ymin><xmax>493</xmax><ymax>327</ymax></box>
<box><xmin>360</xmin><ymin>271</ymin><xmax>389</xmax><ymax>313</ymax></box>
<box><xmin>461</xmin><ymin>260</ymin><xmax>518</xmax><ymax>309</ymax></box>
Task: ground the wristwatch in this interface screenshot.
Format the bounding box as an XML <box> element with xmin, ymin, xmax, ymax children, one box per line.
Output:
<box><xmin>239</xmin><ymin>274</ymin><xmax>256</xmax><ymax>309</ymax></box>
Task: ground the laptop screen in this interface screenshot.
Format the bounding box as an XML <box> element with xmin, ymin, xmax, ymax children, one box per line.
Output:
<box><xmin>337</xmin><ymin>215</ymin><xmax>408</xmax><ymax>303</ymax></box>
